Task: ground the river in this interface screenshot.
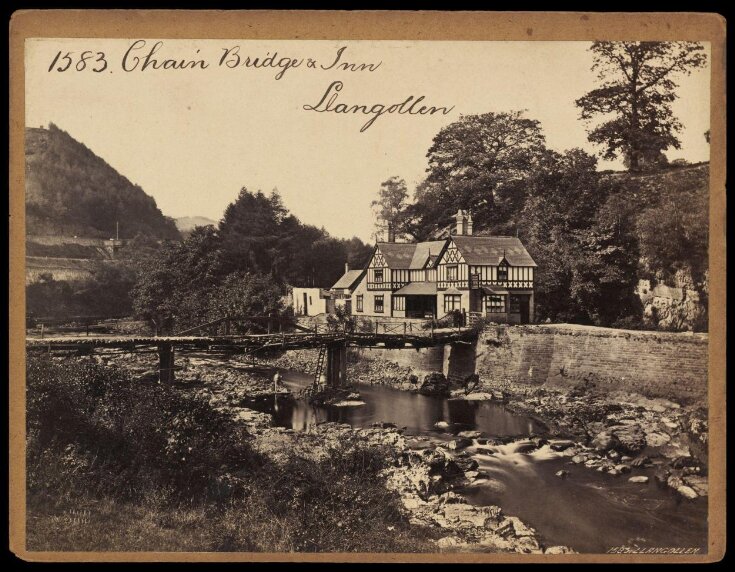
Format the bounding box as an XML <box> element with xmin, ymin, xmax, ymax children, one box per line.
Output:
<box><xmin>253</xmin><ymin>368</ymin><xmax>707</xmax><ymax>554</ymax></box>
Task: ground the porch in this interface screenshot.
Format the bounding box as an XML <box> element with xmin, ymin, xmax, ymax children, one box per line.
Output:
<box><xmin>392</xmin><ymin>282</ymin><xmax>437</xmax><ymax>319</ymax></box>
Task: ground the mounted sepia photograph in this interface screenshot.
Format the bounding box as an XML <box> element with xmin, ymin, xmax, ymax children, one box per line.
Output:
<box><xmin>8</xmin><ymin>10</ymin><xmax>726</xmax><ymax>563</ymax></box>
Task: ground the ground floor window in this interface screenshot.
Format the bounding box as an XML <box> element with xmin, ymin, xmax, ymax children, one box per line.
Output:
<box><xmin>444</xmin><ymin>294</ymin><xmax>462</xmax><ymax>313</ymax></box>
<box><xmin>392</xmin><ymin>296</ymin><xmax>405</xmax><ymax>311</ymax></box>
<box><xmin>485</xmin><ymin>295</ymin><xmax>506</xmax><ymax>313</ymax></box>
<box><xmin>356</xmin><ymin>295</ymin><xmax>363</xmax><ymax>312</ymax></box>
<box><xmin>510</xmin><ymin>295</ymin><xmax>521</xmax><ymax>313</ymax></box>
<box><xmin>374</xmin><ymin>295</ymin><xmax>384</xmax><ymax>313</ymax></box>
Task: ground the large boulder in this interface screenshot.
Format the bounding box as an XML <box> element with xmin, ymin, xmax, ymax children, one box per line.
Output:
<box><xmin>453</xmin><ymin>455</ymin><xmax>480</xmax><ymax>472</ymax></box>
<box><xmin>610</xmin><ymin>424</ymin><xmax>647</xmax><ymax>455</ymax></box>
<box><xmin>419</xmin><ymin>372</ymin><xmax>451</xmax><ymax>397</ymax></box>
<box><xmin>591</xmin><ymin>431</ymin><xmax>618</xmax><ymax>452</ymax></box>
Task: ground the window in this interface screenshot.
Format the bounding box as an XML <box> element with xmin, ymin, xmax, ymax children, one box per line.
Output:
<box><xmin>446</xmin><ymin>264</ymin><xmax>458</xmax><ymax>281</ymax></box>
<box><xmin>393</xmin><ymin>296</ymin><xmax>405</xmax><ymax>311</ymax></box>
<box><xmin>374</xmin><ymin>295</ymin><xmax>384</xmax><ymax>313</ymax></box>
<box><xmin>356</xmin><ymin>295</ymin><xmax>363</xmax><ymax>312</ymax></box>
<box><xmin>497</xmin><ymin>264</ymin><xmax>508</xmax><ymax>282</ymax></box>
<box><xmin>485</xmin><ymin>295</ymin><xmax>506</xmax><ymax>313</ymax></box>
<box><xmin>374</xmin><ymin>269</ymin><xmax>384</xmax><ymax>283</ymax></box>
<box><xmin>444</xmin><ymin>294</ymin><xmax>462</xmax><ymax>313</ymax></box>
<box><xmin>510</xmin><ymin>295</ymin><xmax>521</xmax><ymax>313</ymax></box>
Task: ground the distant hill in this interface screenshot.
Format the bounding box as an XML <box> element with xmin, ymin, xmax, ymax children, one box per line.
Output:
<box><xmin>25</xmin><ymin>124</ymin><xmax>181</xmax><ymax>240</ymax></box>
<box><xmin>175</xmin><ymin>216</ymin><xmax>218</xmax><ymax>236</ymax></box>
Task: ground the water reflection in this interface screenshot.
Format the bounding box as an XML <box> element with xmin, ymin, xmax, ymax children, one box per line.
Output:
<box><xmin>270</xmin><ymin>370</ymin><xmax>544</xmax><ymax>436</ymax></box>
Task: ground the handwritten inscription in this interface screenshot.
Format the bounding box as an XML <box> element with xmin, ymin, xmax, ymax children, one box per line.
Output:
<box><xmin>303</xmin><ymin>81</ymin><xmax>455</xmax><ymax>132</ymax></box>
<box><xmin>45</xmin><ymin>40</ymin><xmax>455</xmax><ymax>132</ymax></box>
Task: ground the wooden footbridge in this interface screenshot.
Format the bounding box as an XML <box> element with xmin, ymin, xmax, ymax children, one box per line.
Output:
<box><xmin>26</xmin><ymin>315</ymin><xmax>477</xmax><ymax>386</ymax></box>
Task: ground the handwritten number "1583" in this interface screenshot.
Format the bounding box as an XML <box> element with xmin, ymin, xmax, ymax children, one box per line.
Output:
<box><xmin>48</xmin><ymin>51</ymin><xmax>108</xmax><ymax>73</ymax></box>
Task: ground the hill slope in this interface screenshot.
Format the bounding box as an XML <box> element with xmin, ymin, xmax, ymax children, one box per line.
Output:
<box><xmin>25</xmin><ymin>124</ymin><xmax>181</xmax><ymax>240</ymax></box>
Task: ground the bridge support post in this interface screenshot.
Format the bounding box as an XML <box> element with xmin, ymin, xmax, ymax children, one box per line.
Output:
<box><xmin>158</xmin><ymin>344</ymin><xmax>175</xmax><ymax>383</ymax></box>
<box><xmin>326</xmin><ymin>342</ymin><xmax>347</xmax><ymax>387</ymax></box>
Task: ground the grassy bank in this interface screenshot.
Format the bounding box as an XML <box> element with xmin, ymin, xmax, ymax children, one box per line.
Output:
<box><xmin>26</xmin><ymin>354</ymin><xmax>439</xmax><ymax>552</ymax></box>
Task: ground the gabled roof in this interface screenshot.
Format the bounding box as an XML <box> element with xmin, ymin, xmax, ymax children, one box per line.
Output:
<box><xmin>331</xmin><ymin>269</ymin><xmax>365</xmax><ymax>290</ymax></box>
<box><xmin>451</xmin><ymin>236</ymin><xmax>537</xmax><ymax>267</ymax></box>
<box><xmin>377</xmin><ymin>240</ymin><xmax>448</xmax><ymax>270</ymax></box>
<box><xmin>410</xmin><ymin>240</ymin><xmax>447</xmax><ymax>269</ymax></box>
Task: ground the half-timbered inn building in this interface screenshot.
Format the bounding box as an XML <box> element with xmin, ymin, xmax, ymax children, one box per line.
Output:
<box><xmin>351</xmin><ymin>210</ymin><xmax>537</xmax><ymax>324</ymax></box>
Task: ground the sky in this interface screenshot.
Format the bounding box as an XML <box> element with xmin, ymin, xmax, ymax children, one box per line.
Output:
<box><xmin>25</xmin><ymin>39</ymin><xmax>711</xmax><ymax>243</ymax></box>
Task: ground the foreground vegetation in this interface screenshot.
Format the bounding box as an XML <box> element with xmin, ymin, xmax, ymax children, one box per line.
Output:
<box><xmin>26</xmin><ymin>354</ymin><xmax>438</xmax><ymax>552</ymax></box>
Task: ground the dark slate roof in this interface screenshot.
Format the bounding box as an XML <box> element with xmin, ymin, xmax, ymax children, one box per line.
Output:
<box><xmin>331</xmin><ymin>269</ymin><xmax>364</xmax><ymax>290</ymax></box>
<box><xmin>376</xmin><ymin>243</ymin><xmax>418</xmax><ymax>269</ymax></box>
<box><xmin>451</xmin><ymin>236</ymin><xmax>537</xmax><ymax>267</ymax></box>
<box><xmin>377</xmin><ymin>241</ymin><xmax>448</xmax><ymax>270</ymax></box>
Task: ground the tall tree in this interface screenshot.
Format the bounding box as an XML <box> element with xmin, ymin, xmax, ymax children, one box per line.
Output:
<box><xmin>218</xmin><ymin>188</ymin><xmax>288</xmax><ymax>276</ymax></box>
<box><xmin>571</xmin><ymin>193</ymin><xmax>642</xmax><ymax>326</ymax></box>
<box><xmin>417</xmin><ymin>111</ymin><xmax>546</xmax><ymax>236</ymax></box>
<box><xmin>576</xmin><ymin>42</ymin><xmax>707</xmax><ymax>172</ymax></box>
<box><xmin>371</xmin><ymin>177</ymin><xmax>410</xmax><ymax>240</ymax></box>
<box><xmin>519</xmin><ymin>149</ymin><xmax>608</xmax><ymax>322</ymax></box>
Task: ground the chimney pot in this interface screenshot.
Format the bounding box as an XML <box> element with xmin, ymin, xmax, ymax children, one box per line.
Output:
<box><xmin>345</xmin><ymin>262</ymin><xmax>350</xmax><ymax>273</ymax></box>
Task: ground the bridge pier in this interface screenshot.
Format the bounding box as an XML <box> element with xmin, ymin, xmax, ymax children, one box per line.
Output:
<box><xmin>326</xmin><ymin>342</ymin><xmax>347</xmax><ymax>387</ymax></box>
<box><xmin>158</xmin><ymin>344</ymin><xmax>175</xmax><ymax>383</ymax></box>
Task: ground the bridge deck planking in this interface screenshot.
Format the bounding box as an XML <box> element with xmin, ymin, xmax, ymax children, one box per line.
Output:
<box><xmin>26</xmin><ymin>328</ymin><xmax>476</xmax><ymax>351</ymax></box>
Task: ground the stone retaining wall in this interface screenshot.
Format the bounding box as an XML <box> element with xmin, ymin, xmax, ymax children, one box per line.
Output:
<box><xmin>476</xmin><ymin>324</ymin><xmax>708</xmax><ymax>404</ymax></box>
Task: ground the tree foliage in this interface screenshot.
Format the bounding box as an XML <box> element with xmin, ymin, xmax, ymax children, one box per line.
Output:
<box><xmin>519</xmin><ymin>149</ymin><xmax>642</xmax><ymax>325</ymax></box>
<box><xmin>636</xmin><ymin>168</ymin><xmax>709</xmax><ymax>286</ymax></box>
<box><xmin>27</xmin><ymin>263</ymin><xmax>137</xmax><ymax>319</ymax></box>
<box><xmin>417</xmin><ymin>111</ymin><xmax>546</xmax><ymax>235</ymax></box>
<box><xmin>131</xmin><ymin>188</ymin><xmax>372</xmax><ymax>332</ymax></box>
<box><xmin>576</xmin><ymin>42</ymin><xmax>707</xmax><ymax>172</ymax></box>
<box><xmin>371</xmin><ymin>177</ymin><xmax>410</xmax><ymax>240</ymax></box>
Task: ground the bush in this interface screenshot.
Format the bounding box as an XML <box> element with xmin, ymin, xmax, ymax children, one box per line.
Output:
<box><xmin>27</xmin><ymin>354</ymin><xmax>258</xmax><ymax>505</ymax></box>
<box><xmin>26</xmin><ymin>354</ymin><xmax>437</xmax><ymax>552</ymax></box>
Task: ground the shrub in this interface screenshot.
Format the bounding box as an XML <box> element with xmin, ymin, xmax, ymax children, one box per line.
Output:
<box><xmin>26</xmin><ymin>354</ymin><xmax>259</xmax><ymax>505</ymax></box>
<box><xmin>26</xmin><ymin>354</ymin><xmax>438</xmax><ymax>552</ymax></box>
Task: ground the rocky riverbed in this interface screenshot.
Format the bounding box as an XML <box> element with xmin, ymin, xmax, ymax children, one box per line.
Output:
<box><xmin>82</xmin><ymin>350</ymin><xmax>572</xmax><ymax>553</ymax></box>
<box><xmin>86</xmin><ymin>348</ymin><xmax>707</xmax><ymax>551</ymax></box>
<box><xmin>257</xmin><ymin>349</ymin><xmax>708</xmax><ymax>503</ymax></box>
<box><xmin>250</xmin><ymin>420</ymin><xmax>575</xmax><ymax>554</ymax></box>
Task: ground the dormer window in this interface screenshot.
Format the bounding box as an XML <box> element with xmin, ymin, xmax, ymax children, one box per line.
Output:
<box><xmin>497</xmin><ymin>263</ymin><xmax>508</xmax><ymax>282</ymax></box>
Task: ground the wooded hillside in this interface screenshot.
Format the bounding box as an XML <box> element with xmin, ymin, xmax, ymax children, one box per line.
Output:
<box><xmin>25</xmin><ymin>124</ymin><xmax>180</xmax><ymax>240</ymax></box>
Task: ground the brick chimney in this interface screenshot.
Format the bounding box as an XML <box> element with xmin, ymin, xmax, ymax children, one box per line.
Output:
<box><xmin>387</xmin><ymin>222</ymin><xmax>396</xmax><ymax>242</ymax></box>
<box><xmin>344</xmin><ymin>262</ymin><xmax>350</xmax><ymax>273</ymax></box>
<box><xmin>466</xmin><ymin>212</ymin><xmax>473</xmax><ymax>235</ymax></box>
<box><xmin>454</xmin><ymin>209</ymin><xmax>466</xmax><ymax>235</ymax></box>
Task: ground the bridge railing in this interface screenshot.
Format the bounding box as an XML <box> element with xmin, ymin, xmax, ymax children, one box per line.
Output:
<box><xmin>174</xmin><ymin>315</ymin><xmax>298</xmax><ymax>337</ymax></box>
